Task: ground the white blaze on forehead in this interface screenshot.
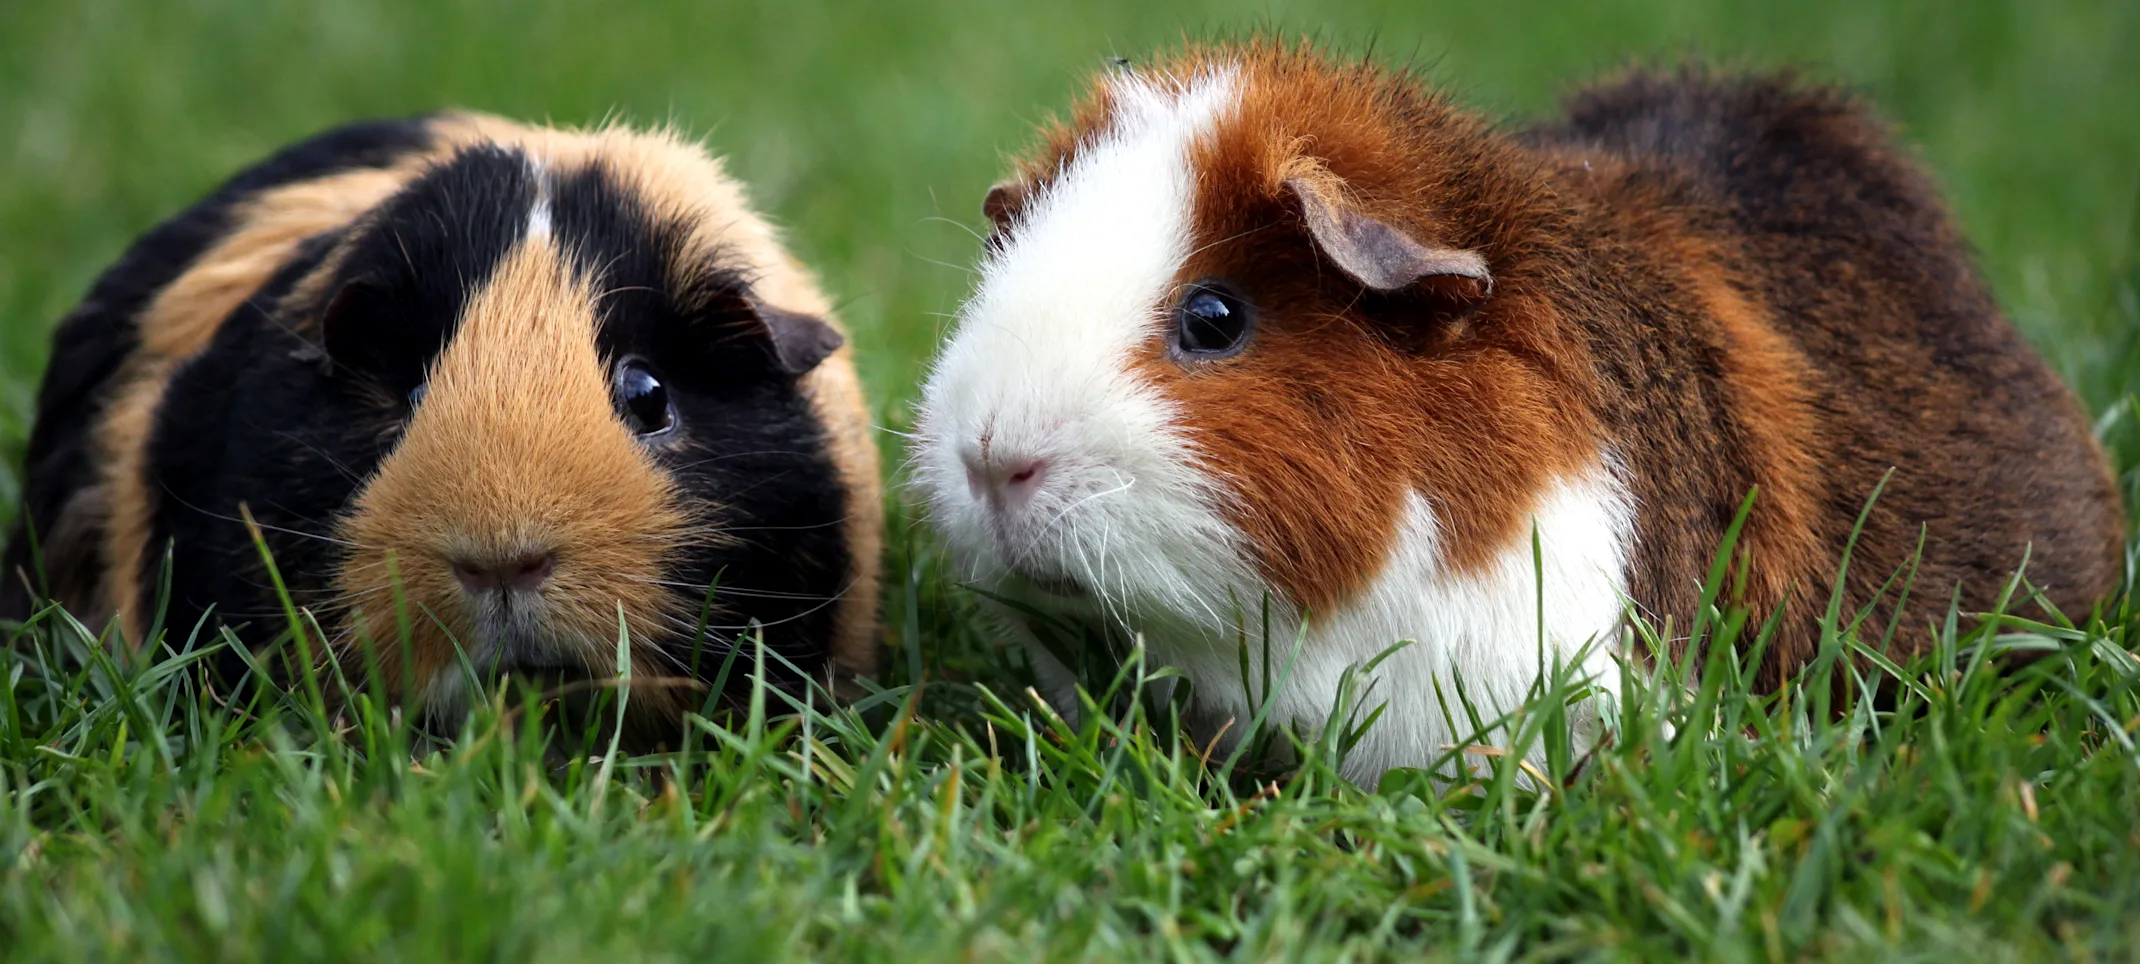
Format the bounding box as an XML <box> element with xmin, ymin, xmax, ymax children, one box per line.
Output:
<box><xmin>917</xmin><ymin>66</ymin><xmax>1251</xmax><ymax>618</ymax></box>
<box><xmin>954</xmin><ymin>68</ymin><xmax>1240</xmax><ymax>395</ymax></box>
<box><xmin>525</xmin><ymin>155</ymin><xmax>553</xmax><ymax>240</ymax></box>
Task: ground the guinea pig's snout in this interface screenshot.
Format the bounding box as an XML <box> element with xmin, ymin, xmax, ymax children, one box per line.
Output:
<box><xmin>962</xmin><ymin>449</ymin><xmax>1049</xmax><ymax>511</ymax></box>
<box><xmin>449</xmin><ymin>549</ymin><xmax>558</xmax><ymax>596</ymax></box>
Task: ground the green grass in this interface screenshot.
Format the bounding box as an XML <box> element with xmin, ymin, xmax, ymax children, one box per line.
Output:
<box><xmin>3</xmin><ymin>0</ymin><xmax>2138</xmax><ymax>959</ymax></box>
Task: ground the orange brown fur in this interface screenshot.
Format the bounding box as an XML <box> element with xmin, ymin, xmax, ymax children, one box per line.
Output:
<box><xmin>799</xmin><ymin>347</ymin><xmax>885</xmax><ymax>682</ymax></box>
<box><xmin>1672</xmin><ymin>249</ymin><xmax>1827</xmax><ymax>627</ymax></box>
<box><xmin>989</xmin><ymin>41</ymin><xmax>2124</xmax><ymax>681</ymax></box>
<box><xmin>334</xmin><ymin>236</ymin><xmax>691</xmax><ymax>713</ymax></box>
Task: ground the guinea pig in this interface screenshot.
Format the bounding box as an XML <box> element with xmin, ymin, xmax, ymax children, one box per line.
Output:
<box><xmin>0</xmin><ymin>112</ymin><xmax>883</xmax><ymax>738</ymax></box>
<box><xmin>915</xmin><ymin>41</ymin><xmax>2125</xmax><ymax>781</ymax></box>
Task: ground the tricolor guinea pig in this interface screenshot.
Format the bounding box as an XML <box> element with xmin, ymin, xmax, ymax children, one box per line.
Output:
<box><xmin>915</xmin><ymin>42</ymin><xmax>2124</xmax><ymax>781</ymax></box>
<box><xmin>0</xmin><ymin>113</ymin><xmax>882</xmax><ymax>737</ymax></box>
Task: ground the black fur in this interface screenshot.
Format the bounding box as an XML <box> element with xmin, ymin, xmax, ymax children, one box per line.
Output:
<box><xmin>318</xmin><ymin>144</ymin><xmax>537</xmax><ymax>393</ymax></box>
<box><xmin>2</xmin><ymin>118</ymin><xmax>436</xmax><ymax>622</ymax></box>
<box><xmin>144</xmin><ymin>145</ymin><xmax>537</xmax><ymax>678</ymax></box>
<box><xmin>548</xmin><ymin>162</ymin><xmax>851</xmax><ymax>683</ymax></box>
<box><xmin>7</xmin><ymin>119</ymin><xmax>856</xmax><ymax>709</ymax></box>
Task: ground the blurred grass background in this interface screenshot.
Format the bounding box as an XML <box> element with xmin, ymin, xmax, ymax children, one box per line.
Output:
<box><xmin>3</xmin><ymin>0</ymin><xmax>2137</xmax><ymax>516</ymax></box>
<box><xmin>4</xmin><ymin>3</ymin><xmax>2140</xmax><ymax>958</ymax></box>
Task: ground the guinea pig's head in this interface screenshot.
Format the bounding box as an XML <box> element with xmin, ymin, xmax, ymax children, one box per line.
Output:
<box><xmin>917</xmin><ymin>43</ymin><xmax>1600</xmax><ymax>641</ymax></box>
<box><xmin>288</xmin><ymin>125</ymin><xmax>866</xmax><ymax>727</ymax></box>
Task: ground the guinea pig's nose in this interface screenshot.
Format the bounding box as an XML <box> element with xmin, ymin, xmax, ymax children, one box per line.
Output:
<box><xmin>963</xmin><ymin>452</ymin><xmax>1049</xmax><ymax>509</ymax></box>
<box><xmin>450</xmin><ymin>551</ymin><xmax>558</xmax><ymax>595</ymax></box>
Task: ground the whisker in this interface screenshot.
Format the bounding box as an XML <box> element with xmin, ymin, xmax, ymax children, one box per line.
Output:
<box><xmin>269</xmin><ymin>431</ymin><xmax>368</xmax><ymax>486</ymax></box>
<box><xmin>154</xmin><ymin>487</ymin><xmax>366</xmax><ymax>550</ymax></box>
<box><xmin>908</xmin><ymin>250</ymin><xmax>981</xmax><ymax>278</ymax></box>
<box><xmin>918</xmin><ymin>214</ymin><xmax>987</xmax><ymax>245</ymax></box>
<box><xmin>665</xmin><ymin>449</ymin><xmax>821</xmax><ymax>471</ymax></box>
<box><xmin>1028</xmin><ymin>478</ymin><xmax>1136</xmax><ymax>547</ymax></box>
<box><xmin>712</xmin><ymin>517</ymin><xmax>854</xmax><ymax>535</ymax></box>
<box><xmin>1180</xmin><ymin>222</ymin><xmax>1273</xmax><ymax>263</ymax></box>
<box><xmin>639</xmin><ymin>579</ymin><xmax>842</xmax><ymax>602</ymax></box>
<box><xmin>688</xmin><ymin>583</ymin><xmax>851</xmax><ymax>632</ymax></box>
<box><xmin>593</xmin><ymin>283</ymin><xmax>664</xmax><ymax>304</ymax></box>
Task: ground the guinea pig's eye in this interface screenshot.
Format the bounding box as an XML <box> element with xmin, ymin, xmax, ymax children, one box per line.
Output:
<box><xmin>1172</xmin><ymin>281</ymin><xmax>1254</xmax><ymax>359</ymax></box>
<box><xmin>613</xmin><ymin>359</ymin><xmax>675</xmax><ymax>437</ymax></box>
<box><xmin>408</xmin><ymin>382</ymin><xmax>428</xmax><ymax>408</ymax></box>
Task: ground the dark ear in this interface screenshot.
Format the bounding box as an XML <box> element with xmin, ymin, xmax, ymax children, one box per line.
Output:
<box><xmin>315</xmin><ymin>278</ymin><xmax>374</xmax><ymax>373</ymax></box>
<box><xmin>982</xmin><ymin>180</ymin><xmax>1028</xmax><ymax>234</ymax></box>
<box><xmin>317</xmin><ymin>276</ymin><xmax>438</xmax><ymax>382</ymax></box>
<box><xmin>1283</xmin><ymin>177</ymin><xmax>1492</xmax><ymax>306</ymax></box>
<box><xmin>749</xmin><ymin>301</ymin><xmax>845</xmax><ymax>376</ymax></box>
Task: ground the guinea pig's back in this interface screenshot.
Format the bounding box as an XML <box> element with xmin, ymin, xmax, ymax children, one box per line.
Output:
<box><xmin>1533</xmin><ymin>69</ymin><xmax>2124</xmax><ymax>640</ymax></box>
<box><xmin>0</xmin><ymin>118</ymin><xmax>447</xmax><ymax>624</ymax></box>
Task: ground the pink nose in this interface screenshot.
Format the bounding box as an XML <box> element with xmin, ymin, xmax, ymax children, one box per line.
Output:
<box><xmin>451</xmin><ymin>551</ymin><xmax>557</xmax><ymax>594</ymax></box>
<box><xmin>964</xmin><ymin>454</ymin><xmax>1049</xmax><ymax>509</ymax></box>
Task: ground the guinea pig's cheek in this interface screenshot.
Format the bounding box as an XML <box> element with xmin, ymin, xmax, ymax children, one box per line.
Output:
<box><xmin>913</xmin><ymin>350</ymin><xmax>1260</xmax><ymax>615</ymax></box>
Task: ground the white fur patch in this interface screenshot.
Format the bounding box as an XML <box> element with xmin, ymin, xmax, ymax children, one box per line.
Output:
<box><xmin>526</xmin><ymin>199</ymin><xmax>552</xmax><ymax>241</ymax></box>
<box><xmin>916</xmin><ymin>63</ymin><xmax>1634</xmax><ymax>785</ymax></box>
<box><xmin>526</xmin><ymin>157</ymin><xmax>553</xmax><ymax>240</ymax></box>
<box><xmin>917</xmin><ymin>67</ymin><xmax>1256</xmax><ymax>624</ymax></box>
<box><xmin>1143</xmin><ymin>465</ymin><xmax>1635</xmax><ymax>784</ymax></box>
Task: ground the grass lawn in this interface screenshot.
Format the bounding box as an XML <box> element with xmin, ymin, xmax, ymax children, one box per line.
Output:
<box><xmin>4</xmin><ymin>0</ymin><xmax>2139</xmax><ymax>958</ymax></box>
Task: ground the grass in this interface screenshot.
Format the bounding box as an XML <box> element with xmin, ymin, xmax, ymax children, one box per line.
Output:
<box><xmin>3</xmin><ymin>0</ymin><xmax>2138</xmax><ymax>959</ymax></box>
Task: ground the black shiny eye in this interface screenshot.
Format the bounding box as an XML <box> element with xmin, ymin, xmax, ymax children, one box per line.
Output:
<box><xmin>613</xmin><ymin>360</ymin><xmax>675</xmax><ymax>436</ymax></box>
<box><xmin>408</xmin><ymin>382</ymin><xmax>428</xmax><ymax>407</ymax></box>
<box><xmin>1173</xmin><ymin>281</ymin><xmax>1253</xmax><ymax>358</ymax></box>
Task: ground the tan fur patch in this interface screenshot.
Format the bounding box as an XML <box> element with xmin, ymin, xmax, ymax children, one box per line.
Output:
<box><xmin>94</xmin><ymin>112</ymin><xmax>884</xmax><ymax>703</ymax></box>
<box><xmin>101</xmin><ymin>160</ymin><xmax>440</xmax><ymax>641</ymax></box>
<box><xmin>799</xmin><ymin>344</ymin><xmax>884</xmax><ymax>682</ymax></box>
<box><xmin>334</xmin><ymin>235</ymin><xmax>691</xmax><ymax>714</ymax></box>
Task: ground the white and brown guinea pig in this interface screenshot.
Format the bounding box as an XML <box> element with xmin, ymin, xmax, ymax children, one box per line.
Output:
<box><xmin>0</xmin><ymin>113</ymin><xmax>882</xmax><ymax>737</ymax></box>
<box><xmin>916</xmin><ymin>40</ymin><xmax>2124</xmax><ymax>780</ymax></box>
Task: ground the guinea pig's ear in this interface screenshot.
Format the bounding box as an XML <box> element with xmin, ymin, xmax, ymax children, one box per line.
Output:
<box><xmin>316</xmin><ymin>275</ymin><xmax>441</xmax><ymax>386</ymax></box>
<box><xmin>1283</xmin><ymin>176</ymin><xmax>1492</xmax><ymax>307</ymax></box>
<box><xmin>316</xmin><ymin>277</ymin><xmax>388</xmax><ymax>375</ymax></box>
<box><xmin>982</xmin><ymin>181</ymin><xmax>1026</xmax><ymax>230</ymax></box>
<box><xmin>747</xmin><ymin>300</ymin><xmax>845</xmax><ymax>376</ymax></box>
<box><xmin>982</xmin><ymin>179</ymin><xmax>1030</xmax><ymax>247</ymax></box>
